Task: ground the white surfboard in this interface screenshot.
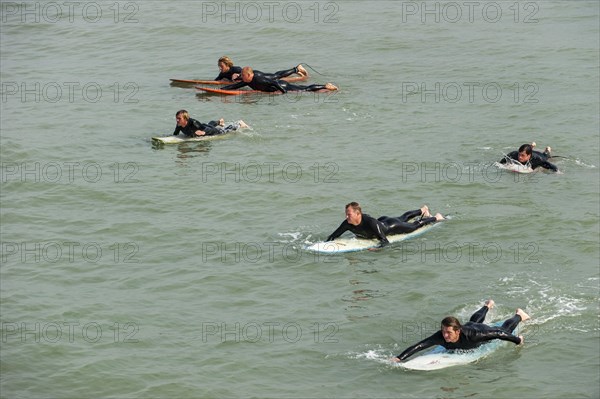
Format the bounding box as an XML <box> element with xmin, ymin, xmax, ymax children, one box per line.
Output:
<box><xmin>399</xmin><ymin>322</ymin><xmax>515</xmax><ymax>371</ymax></box>
<box><xmin>151</xmin><ymin>134</ymin><xmax>232</xmax><ymax>144</ymax></box>
<box><xmin>494</xmin><ymin>161</ymin><xmax>535</xmax><ymax>174</ymax></box>
<box><xmin>306</xmin><ymin>222</ymin><xmax>440</xmax><ymax>254</ymax></box>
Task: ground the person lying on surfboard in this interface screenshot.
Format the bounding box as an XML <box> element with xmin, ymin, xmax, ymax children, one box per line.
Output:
<box><xmin>326</xmin><ymin>202</ymin><xmax>444</xmax><ymax>247</ymax></box>
<box><xmin>498</xmin><ymin>143</ymin><xmax>558</xmax><ymax>172</ymax></box>
<box><xmin>391</xmin><ymin>300</ymin><xmax>529</xmax><ymax>362</ymax></box>
<box><xmin>173</xmin><ymin>109</ymin><xmax>248</xmax><ymax>137</ymax></box>
<box><xmin>215</xmin><ymin>56</ymin><xmax>308</xmax><ymax>82</ymax></box>
<box><xmin>221</xmin><ymin>66</ymin><xmax>338</xmax><ymax>94</ymax></box>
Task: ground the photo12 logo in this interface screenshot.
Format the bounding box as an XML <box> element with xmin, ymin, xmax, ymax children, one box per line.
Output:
<box><xmin>199</xmin><ymin>1</ymin><xmax>340</xmax><ymax>23</ymax></box>
<box><xmin>1</xmin><ymin>82</ymin><xmax>139</xmax><ymax>104</ymax></box>
<box><xmin>200</xmin><ymin>321</ymin><xmax>339</xmax><ymax>344</ymax></box>
<box><xmin>1</xmin><ymin>2</ymin><xmax>140</xmax><ymax>24</ymax></box>
<box><xmin>2</xmin><ymin>321</ymin><xmax>139</xmax><ymax>343</ymax></box>
<box><xmin>399</xmin><ymin>1</ymin><xmax>540</xmax><ymax>24</ymax></box>
<box><xmin>401</xmin><ymin>82</ymin><xmax>539</xmax><ymax>104</ymax></box>
<box><xmin>1</xmin><ymin>241</ymin><xmax>141</xmax><ymax>264</ymax></box>
<box><xmin>1</xmin><ymin>162</ymin><xmax>139</xmax><ymax>184</ymax></box>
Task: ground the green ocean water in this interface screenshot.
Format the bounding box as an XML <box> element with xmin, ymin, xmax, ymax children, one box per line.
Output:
<box><xmin>1</xmin><ymin>1</ymin><xmax>599</xmax><ymax>398</ymax></box>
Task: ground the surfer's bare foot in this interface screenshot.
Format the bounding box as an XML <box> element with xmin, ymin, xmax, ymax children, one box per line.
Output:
<box><xmin>516</xmin><ymin>308</ymin><xmax>530</xmax><ymax>322</ymax></box>
<box><xmin>296</xmin><ymin>64</ymin><xmax>308</xmax><ymax>77</ymax></box>
<box><xmin>485</xmin><ymin>299</ymin><xmax>495</xmax><ymax>309</ymax></box>
<box><xmin>544</xmin><ymin>146</ymin><xmax>552</xmax><ymax>156</ymax></box>
<box><xmin>531</xmin><ymin>141</ymin><xmax>537</xmax><ymax>148</ymax></box>
<box><xmin>434</xmin><ymin>213</ymin><xmax>445</xmax><ymax>221</ymax></box>
<box><xmin>238</xmin><ymin>120</ymin><xmax>249</xmax><ymax>129</ymax></box>
<box><xmin>420</xmin><ymin>205</ymin><xmax>430</xmax><ymax>218</ymax></box>
<box><xmin>218</xmin><ymin>118</ymin><xmax>225</xmax><ymax>126</ymax></box>
<box><xmin>325</xmin><ymin>83</ymin><xmax>338</xmax><ymax>91</ymax></box>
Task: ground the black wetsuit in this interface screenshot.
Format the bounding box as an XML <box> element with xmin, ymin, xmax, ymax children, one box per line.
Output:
<box><xmin>215</xmin><ymin>66</ymin><xmax>297</xmax><ymax>82</ymax></box>
<box><xmin>172</xmin><ymin>118</ymin><xmax>223</xmax><ymax>137</ymax></box>
<box><xmin>395</xmin><ymin>306</ymin><xmax>523</xmax><ymax>361</ymax></box>
<box><xmin>326</xmin><ymin>210</ymin><xmax>437</xmax><ymax>247</ymax></box>
<box><xmin>214</xmin><ymin>66</ymin><xmax>243</xmax><ymax>81</ymax></box>
<box><xmin>499</xmin><ymin>150</ymin><xmax>558</xmax><ymax>172</ymax></box>
<box><xmin>222</xmin><ymin>69</ymin><xmax>327</xmax><ymax>94</ymax></box>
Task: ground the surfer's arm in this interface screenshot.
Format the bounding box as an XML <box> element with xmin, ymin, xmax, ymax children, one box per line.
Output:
<box><xmin>369</xmin><ymin>219</ymin><xmax>390</xmax><ymax>247</ymax></box>
<box><xmin>395</xmin><ymin>335</ymin><xmax>442</xmax><ymax>361</ymax></box>
<box><xmin>271</xmin><ymin>80</ymin><xmax>287</xmax><ymax>94</ymax></box>
<box><xmin>499</xmin><ymin>151</ymin><xmax>519</xmax><ymax>164</ymax></box>
<box><xmin>539</xmin><ymin>160</ymin><xmax>558</xmax><ymax>172</ymax></box>
<box><xmin>221</xmin><ymin>81</ymin><xmax>248</xmax><ymax>90</ymax></box>
<box><xmin>326</xmin><ymin>222</ymin><xmax>349</xmax><ymax>241</ymax></box>
<box><xmin>172</xmin><ymin>125</ymin><xmax>181</xmax><ymax>135</ymax></box>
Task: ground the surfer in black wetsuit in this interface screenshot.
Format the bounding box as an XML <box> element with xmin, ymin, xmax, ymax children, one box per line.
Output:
<box><xmin>215</xmin><ymin>56</ymin><xmax>308</xmax><ymax>82</ymax></box>
<box><xmin>391</xmin><ymin>300</ymin><xmax>529</xmax><ymax>362</ymax></box>
<box><xmin>221</xmin><ymin>66</ymin><xmax>338</xmax><ymax>93</ymax></box>
<box><xmin>326</xmin><ymin>202</ymin><xmax>444</xmax><ymax>247</ymax></box>
<box><xmin>498</xmin><ymin>143</ymin><xmax>558</xmax><ymax>172</ymax></box>
<box><xmin>173</xmin><ymin>110</ymin><xmax>248</xmax><ymax>137</ymax></box>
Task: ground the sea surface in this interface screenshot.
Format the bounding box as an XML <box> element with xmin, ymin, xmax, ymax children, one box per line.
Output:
<box><xmin>1</xmin><ymin>1</ymin><xmax>599</xmax><ymax>398</ymax></box>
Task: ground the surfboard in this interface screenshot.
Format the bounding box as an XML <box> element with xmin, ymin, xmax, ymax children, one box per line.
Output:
<box><xmin>151</xmin><ymin>134</ymin><xmax>232</xmax><ymax>144</ymax></box>
<box><xmin>399</xmin><ymin>321</ymin><xmax>516</xmax><ymax>371</ymax></box>
<box><xmin>306</xmin><ymin>222</ymin><xmax>440</xmax><ymax>254</ymax></box>
<box><xmin>170</xmin><ymin>79</ymin><xmax>226</xmax><ymax>85</ymax></box>
<box><xmin>494</xmin><ymin>161</ymin><xmax>535</xmax><ymax>174</ymax></box>
<box><xmin>196</xmin><ymin>87</ymin><xmax>266</xmax><ymax>96</ymax></box>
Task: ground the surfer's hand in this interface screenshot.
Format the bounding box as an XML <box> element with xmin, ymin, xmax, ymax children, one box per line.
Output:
<box><xmin>390</xmin><ymin>357</ymin><xmax>401</xmax><ymax>363</ymax></box>
<box><xmin>518</xmin><ymin>335</ymin><xmax>524</xmax><ymax>345</ymax></box>
<box><xmin>195</xmin><ymin>130</ymin><xmax>206</xmax><ymax>136</ymax></box>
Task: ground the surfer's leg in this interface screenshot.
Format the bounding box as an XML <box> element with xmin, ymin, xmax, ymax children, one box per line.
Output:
<box><xmin>469</xmin><ymin>300</ymin><xmax>494</xmax><ymax>323</ymax></box>
<box><xmin>397</xmin><ymin>209</ymin><xmax>423</xmax><ymax>222</ymax></box>
<box><xmin>272</xmin><ymin>67</ymin><xmax>298</xmax><ymax>79</ymax></box>
<box><xmin>285</xmin><ymin>83</ymin><xmax>337</xmax><ymax>92</ymax></box>
<box><xmin>500</xmin><ymin>309</ymin><xmax>530</xmax><ymax>332</ymax></box>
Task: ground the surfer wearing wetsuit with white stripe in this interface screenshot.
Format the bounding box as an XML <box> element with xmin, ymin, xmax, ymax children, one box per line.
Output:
<box><xmin>215</xmin><ymin>56</ymin><xmax>308</xmax><ymax>82</ymax></box>
<box><xmin>499</xmin><ymin>143</ymin><xmax>558</xmax><ymax>172</ymax></box>
<box><xmin>326</xmin><ymin>202</ymin><xmax>444</xmax><ymax>248</ymax></box>
<box><xmin>221</xmin><ymin>66</ymin><xmax>338</xmax><ymax>93</ymax></box>
<box><xmin>172</xmin><ymin>110</ymin><xmax>248</xmax><ymax>137</ymax></box>
<box><xmin>391</xmin><ymin>300</ymin><xmax>529</xmax><ymax>362</ymax></box>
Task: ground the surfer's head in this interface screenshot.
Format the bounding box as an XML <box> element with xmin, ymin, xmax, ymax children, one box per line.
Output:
<box><xmin>517</xmin><ymin>144</ymin><xmax>533</xmax><ymax>163</ymax></box>
<box><xmin>175</xmin><ymin>110</ymin><xmax>189</xmax><ymax>127</ymax></box>
<box><xmin>218</xmin><ymin>56</ymin><xmax>234</xmax><ymax>73</ymax></box>
<box><xmin>241</xmin><ymin>66</ymin><xmax>254</xmax><ymax>83</ymax></box>
<box><xmin>441</xmin><ymin>316</ymin><xmax>461</xmax><ymax>343</ymax></box>
<box><xmin>344</xmin><ymin>202</ymin><xmax>362</xmax><ymax>226</ymax></box>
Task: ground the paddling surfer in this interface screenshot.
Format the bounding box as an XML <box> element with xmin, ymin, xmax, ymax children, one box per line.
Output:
<box><xmin>325</xmin><ymin>202</ymin><xmax>444</xmax><ymax>247</ymax></box>
<box><xmin>172</xmin><ymin>110</ymin><xmax>248</xmax><ymax>137</ymax></box>
<box><xmin>391</xmin><ymin>300</ymin><xmax>529</xmax><ymax>363</ymax></box>
<box><xmin>221</xmin><ymin>66</ymin><xmax>337</xmax><ymax>94</ymax></box>
<box><xmin>498</xmin><ymin>143</ymin><xmax>558</xmax><ymax>172</ymax></box>
<box><xmin>215</xmin><ymin>56</ymin><xmax>308</xmax><ymax>82</ymax></box>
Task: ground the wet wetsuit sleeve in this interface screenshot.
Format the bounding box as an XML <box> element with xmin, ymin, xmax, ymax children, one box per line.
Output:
<box><xmin>537</xmin><ymin>159</ymin><xmax>558</xmax><ymax>172</ymax></box>
<box><xmin>173</xmin><ymin>125</ymin><xmax>182</xmax><ymax>135</ymax></box>
<box><xmin>396</xmin><ymin>332</ymin><xmax>445</xmax><ymax>361</ymax></box>
<box><xmin>326</xmin><ymin>221</ymin><xmax>349</xmax><ymax>241</ymax></box>
<box><xmin>364</xmin><ymin>216</ymin><xmax>389</xmax><ymax>247</ymax></box>
<box><xmin>499</xmin><ymin>151</ymin><xmax>518</xmax><ymax>164</ymax></box>
<box><xmin>221</xmin><ymin>81</ymin><xmax>248</xmax><ymax>90</ymax></box>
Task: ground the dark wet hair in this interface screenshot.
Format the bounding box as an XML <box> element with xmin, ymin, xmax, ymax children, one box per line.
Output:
<box><xmin>518</xmin><ymin>144</ymin><xmax>533</xmax><ymax>155</ymax></box>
